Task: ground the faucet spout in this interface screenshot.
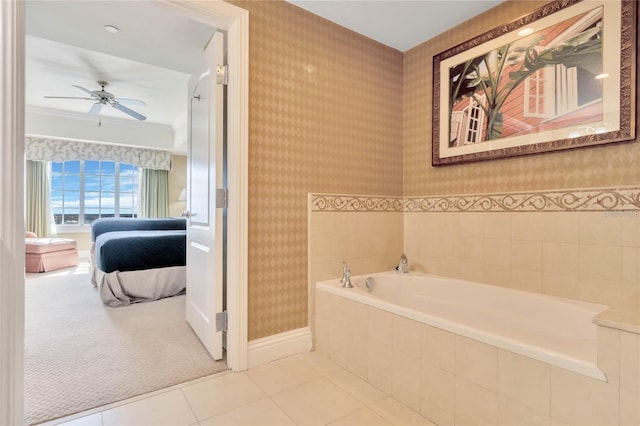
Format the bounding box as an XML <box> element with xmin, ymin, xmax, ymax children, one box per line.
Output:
<box><xmin>397</xmin><ymin>254</ymin><xmax>409</xmax><ymax>273</ymax></box>
<box><xmin>340</xmin><ymin>261</ymin><xmax>354</xmax><ymax>288</ymax></box>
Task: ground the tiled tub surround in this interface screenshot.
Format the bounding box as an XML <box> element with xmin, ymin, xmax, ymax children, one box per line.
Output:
<box><xmin>309</xmin><ymin>189</ymin><xmax>640</xmax><ymax>425</ymax></box>
<box><xmin>317</xmin><ymin>271</ymin><xmax>608</xmax><ymax>381</ymax></box>
<box><xmin>315</xmin><ymin>278</ymin><xmax>640</xmax><ymax>425</ymax></box>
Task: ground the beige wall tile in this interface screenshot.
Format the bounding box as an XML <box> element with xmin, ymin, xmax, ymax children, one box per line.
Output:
<box><xmin>542</xmin><ymin>214</ymin><xmax>580</xmax><ymax>244</ymax></box>
<box><xmin>369</xmin><ymin>307</ymin><xmax>394</xmax><ymax>346</ymax></box>
<box><xmin>484</xmin><ymin>213</ymin><xmax>512</xmax><ymax>240</ymax></box>
<box><xmin>421</xmin><ymin>363</ymin><xmax>455</xmax><ymax>413</ymax></box>
<box><xmin>498</xmin><ymin>396</ymin><xmax>550</xmax><ymax>426</ymax></box>
<box><xmin>456</xmin><ymin>336</ymin><xmax>497</xmax><ymax>392</ymax></box>
<box><xmin>315</xmin><ymin>315</ymin><xmax>330</xmax><ymax>357</ymax></box>
<box><xmin>550</xmin><ymin>367</ymin><xmax>619</xmax><ymax>426</ymax></box>
<box><xmin>455</xmin><ymin>377</ymin><xmax>498</xmax><ymax>426</ymax></box>
<box><xmin>459</xmin><ymin>213</ymin><xmax>484</xmax><ymax>238</ymax></box>
<box><xmin>347</xmin><ymin>332</ymin><xmax>369</xmax><ymax>380</ymax></box>
<box><xmin>510</xmin><ymin>268</ymin><xmax>543</xmax><ymax>293</ymax></box>
<box><xmin>579</xmin><ymin>212</ymin><xmax>623</xmax><ymax>246</ymax></box>
<box><xmin>542</xmin><ymin>272</ymin><xmax>580</xmax><ymax>299</ymax></box>
<box><xmin>483</xmin><ymin>264</ymin><xmax>511</xmax><ymax>287</ymax></box>
<box><xmin>438</xmin><ymin>260</ymin><xmax>483</xmax><ymax>282</ymax></box>
<box><xmin>579</xmin><ymin>277</ymin><xmax>622</xmax><ymax>307</ymax></box>
<box><xmin>391</xmin><ymin>351</ymin><xmax>421</xmax><ymax>411</ymax></box>
<box><xmin>623</xmin><ymin>247</ymin><xmax>640</xmax><ymax>284</ymax></box>
<box><xmin>458</xmin><ymin>237</ymin><xmax>484</xmax><ymax>264</ymax></box>
<box><xmin>596</xmin><ymin>326</ymin><xmax>619</xmax><ymax>387</ymax></box>
<box><xmin>622</xmin><ymin>216</ymin><xmax>640</xmax><ymax>247</ymax></box>
<box><xmin>620</xmin><ymin>389</ymin><xmax>640</xmax><ymax>426</ymax></box>
<box><xmin>484</xmin><ymin>239</ymin><xmax>511</xmax><ymax>267</ymax></box>
<box><xmin>497</xmin><ymin>350</ymin><xmax>550</xmax><ymax>414</ymax></box>
<box><xmin>393</xmin><ymin>316</ymin><xmax>422</xmax><ymax>358</ymax></box>
<box><xmin>421</xmin><ymin>324</ymin><xmax>455</xmax><ymax>373</ymax></box>
<box><xmin>579</xmin><ymin>245</ymin><xmax>622</xmax><ymax>282</ymax></box>
<box><xmin>512</xmin><ymin>213</ymin><xmax>543</xmax><ymax>242</ymax></box>
<box><xmin>368</xmin><ymin>338</ymin><xmax>393</xmax><ymax>391</ymax></box>
<box><xmin>512</xmin><ymin>240</ymin><xmax>542</xmax><ymax>270</ymax></box>
<box><xmin>542</xmin><ymin>242</ymin><xmax>579</xmax><ymax>275</ymax></box>
<box><xmin>620</xmin><ymin>331</ymin><xmax>640</xmax><ymax>394</ymax></box>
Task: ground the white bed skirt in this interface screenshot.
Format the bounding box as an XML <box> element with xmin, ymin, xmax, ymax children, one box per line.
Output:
<box><xmin>94</xmin><ymin>266</ymin><xmax>186</xmax><ymax>307</ymax></box>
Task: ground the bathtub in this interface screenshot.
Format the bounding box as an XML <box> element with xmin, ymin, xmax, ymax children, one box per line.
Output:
<box><xmin>316</xmin><ymin>271</ymin><xmax>609</xmax><ymax>381</ymax></box>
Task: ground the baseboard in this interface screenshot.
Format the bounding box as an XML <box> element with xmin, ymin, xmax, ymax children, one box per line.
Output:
<box><xmin>247</xmin><ymin>327</ymin><xmax>312</xmax><ymax>369</ymax></box>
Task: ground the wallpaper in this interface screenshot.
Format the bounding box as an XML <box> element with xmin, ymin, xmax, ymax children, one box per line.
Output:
<box><xmin>227</xmin><ymin>0</ymin><xmax>403</xmax><ymax>339</ymax></box>
<box><xmin>403</xmin><ymin>0</ymin><xmax>640</xmax><ymax>196</ymax></box>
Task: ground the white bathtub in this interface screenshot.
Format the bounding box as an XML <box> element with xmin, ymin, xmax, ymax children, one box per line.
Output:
<box><xmin>316</xmin><ymin>271</ymin><xmax>609</xmax><ymax>381</ymax></box>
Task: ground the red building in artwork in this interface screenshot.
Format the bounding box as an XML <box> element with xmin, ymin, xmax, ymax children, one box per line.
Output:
<box><xmin>449</xmin><ymin>7</ymin><xmax>603</xmax><ymax>148</ymax></box>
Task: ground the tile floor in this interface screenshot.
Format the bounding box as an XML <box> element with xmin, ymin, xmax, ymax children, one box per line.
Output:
<box><xmin>45</xmin><ymin>352</ymin><xmax>435</xmax><ymax>426</ymax></box>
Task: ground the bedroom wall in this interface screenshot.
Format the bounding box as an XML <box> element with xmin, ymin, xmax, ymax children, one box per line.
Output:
<box><xmin>169</xmin><ymin>154</ymin><xmax>187</xmax><ymax>218</ymax></box>
<box><xmin>225</xmin><ymin>0</ymin><xmax>404</xmax><ymax>340</ymax></box>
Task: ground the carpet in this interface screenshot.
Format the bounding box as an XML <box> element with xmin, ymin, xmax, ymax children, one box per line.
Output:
<box><xmin>24</xmin><ymin>257</ymin><xmax>228</xmax><ymax>425</ymax></box>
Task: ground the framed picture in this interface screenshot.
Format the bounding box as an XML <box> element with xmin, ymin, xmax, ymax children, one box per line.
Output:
<box><xmin>432</xmin><ymin>0</ymin><xmax>637</xmax><ymax>166</ymax></box>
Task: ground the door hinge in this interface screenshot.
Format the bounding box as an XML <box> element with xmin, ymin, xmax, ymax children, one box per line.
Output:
<box><xmin>215</xmin><ymin>188</ymin><xmax>228</xmax><ymax>209</ymax></box>
<box><xmin>216</xmin><ymin>311</ymin><xmax>228</xmax><ymax>332</ymax></box>
<box><xmin>216</xmin><ymin>64</ymin><xmax>228</xmax><ymax>85</ymax></box>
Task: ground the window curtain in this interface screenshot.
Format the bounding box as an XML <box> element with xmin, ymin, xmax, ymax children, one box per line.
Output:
<box><xmin>139</xmin><ymin>168</ymin><xmax>170</xmax><ymax>218</ymax></box>
<box><xmin>25</xmin><ymin>137</ymin><xmax>171</xmax><ymax>170</ymax></box>
<box><xmin>26</xmin><ymin>160</ymin><xmax>54</xmax><ymax>237</ymax></box>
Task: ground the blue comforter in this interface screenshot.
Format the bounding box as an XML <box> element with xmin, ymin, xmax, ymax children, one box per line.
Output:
<box><xmin>95</xmin><ymin>230</ymin><xmax>186</xmax><ymax>273</ymax></box>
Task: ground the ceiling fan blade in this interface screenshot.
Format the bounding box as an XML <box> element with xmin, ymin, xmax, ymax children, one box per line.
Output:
<box><xmin>88</xmin><ymin>102</ymin><xmax>103</xmax><ymax>115</ymax></box>
<box><xmin>72</xmin><ymin>84</ymin><xmax>98</xmax><ymax>98</ymax></box>
<box><xmin>111</xmin><ymin>102</ymin><xmax>146</xmax><ymax>121</ymax></box>
<box><xmin>113</xmin><ymin>98</ymin><xmax>147</xmax><ymax>106</ymax></box>
<box><xmin>44</xmin><ymin>96</ymin><xmax>94</xmax><ymax>100</ymax></box>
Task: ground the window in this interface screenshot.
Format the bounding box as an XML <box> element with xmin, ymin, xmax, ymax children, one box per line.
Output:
<box><xmin>523</xmin><ymin>9</ymin><xmax>603</xmax><ymax>119</ymax></box>
<box><xmin>51</xmin><ymin>160</ymin><xmax>138</xmax><ymax>225</ymax></box>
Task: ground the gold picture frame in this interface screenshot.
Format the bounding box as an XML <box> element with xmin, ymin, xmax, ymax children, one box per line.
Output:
<box><xmin>432</xmin><ymin>0</ymin><xmax>637</xmax><ymax>166</ymax></box>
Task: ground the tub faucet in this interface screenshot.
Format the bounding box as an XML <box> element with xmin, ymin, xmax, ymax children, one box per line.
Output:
<box><xmin>396</xmin><ymin>254</ymin><xmax>409</xmax><ymax>273</ymax></box>
<box><xmin>340</xmin><ymin>261</ymin><xmax>354</xmax><ymax>288</ymax></box>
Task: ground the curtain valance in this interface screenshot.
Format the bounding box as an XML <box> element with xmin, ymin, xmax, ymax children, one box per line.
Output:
<box><xmin>25</xmin><ymin>136</ymin><xmax>171</xmax><ymax>171</ymax></box>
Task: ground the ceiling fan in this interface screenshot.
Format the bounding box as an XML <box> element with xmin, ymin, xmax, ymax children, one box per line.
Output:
<box><xmin>44</xmin><ymin>81</ymin><xmax>147</xmax><ymax>121</ymax></box>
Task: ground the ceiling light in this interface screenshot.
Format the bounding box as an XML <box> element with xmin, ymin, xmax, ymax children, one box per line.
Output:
<box><xmin>595</xmin><ymin>73</ymin><xmax>609</xmax><ymax>80</ymax></box>
<box><xmin>104</xmin><ymin>25</ymin><xmax>119</xmax><ymax>34</ymax></box>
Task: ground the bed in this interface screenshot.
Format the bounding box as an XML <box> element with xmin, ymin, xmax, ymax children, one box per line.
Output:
<box><xmin>90</xmin><ymin>218</ymin><xmax>187</xmax><ymax>307</ymax></box>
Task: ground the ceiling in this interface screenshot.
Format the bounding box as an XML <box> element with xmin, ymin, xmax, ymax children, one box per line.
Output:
<box><xmin>25</xmin><ymin>0</ymin><xmax>503</xmax><ymax>132</ymax></box>
<box><xmin>286</xmin><ymin>0</ymin><xmax>504</xmax><ymax>52</ymax></box>
<box><xmin>25</xmin><ymin>1</ymin><xmax>216</xmax><ymax>128</ymax></box>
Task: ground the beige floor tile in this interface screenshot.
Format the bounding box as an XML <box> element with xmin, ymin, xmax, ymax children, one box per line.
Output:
<box><xmin>328</xmin><ymin>407</ymin><xmax>392</xmax><ymax>426</ymax></box>
<box><xmin>102</xmin><ymin>390</ymin><xmax>196</xmax><ymax>426</ymax></box>
<box><xmin>199</xmin><ymin>398</ymin><xmax>294</xmax><ymax>426</ymax></box>
<box><xmin>369</xmin><ymin>397</ymin><xmax>435</xmax><ymax>425</ymax></box>
<box><xmin>296</xmin><ymin>351</ymin><xmax>343</xmax><ymax>376</ymax></box>
<box><xmin>271</xmin><ymin>378</ymin><xmax>363</xmax><ymax>425</ymax></box>
<box><xmin>55</xmin><ymin>413</ymin><xmax>102</xmax><ymax>426</ymax></box>
<box><xmin>246</xmin><ymin>355</ymin><xmax>323</xmax><ymax>395</ymax></box>
<box><xmin>181</xmin><ymin>372</ymin><xmax>266</xmax><ymax>421</ymax></box>
<box><xmin>327</xmin><ymin>369</ymin><xmax>387</xmax><ymax>404</ymax></box>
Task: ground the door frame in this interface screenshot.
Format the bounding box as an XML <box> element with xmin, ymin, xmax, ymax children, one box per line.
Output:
<box><xmin>0</xmin><ymin>1</ymin><xmax>248</xmax><ymax>424</ymax></box>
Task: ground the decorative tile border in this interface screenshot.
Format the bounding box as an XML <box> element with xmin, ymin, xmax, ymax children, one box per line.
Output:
<box><xmin>311</xmin><ymin>187</ymin><xmax>640</xmax><ymax>213</ymax></box>
<box><xmin>311</xmin><ymin>194</ymin><xmax>403</xmax><ymax>212</ymax></box>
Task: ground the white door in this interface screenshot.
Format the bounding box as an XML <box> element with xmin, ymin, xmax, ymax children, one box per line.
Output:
<box><xmin>186</xmin><ymin>31</ymin><xmax>225</xmax><ymax>360</ymax></box>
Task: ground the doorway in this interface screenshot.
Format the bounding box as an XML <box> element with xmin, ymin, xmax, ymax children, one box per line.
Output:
<box><xmin>0</xmin><ymin>1</ymin><xmax>248</xmax><ymax>424</ymax></box>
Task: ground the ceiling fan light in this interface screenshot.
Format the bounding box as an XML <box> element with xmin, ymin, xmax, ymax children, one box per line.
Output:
<box><xmin>104</xmin><ymin>25</ymin><xmax>119</xmax><ymax>34</ymax></box>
